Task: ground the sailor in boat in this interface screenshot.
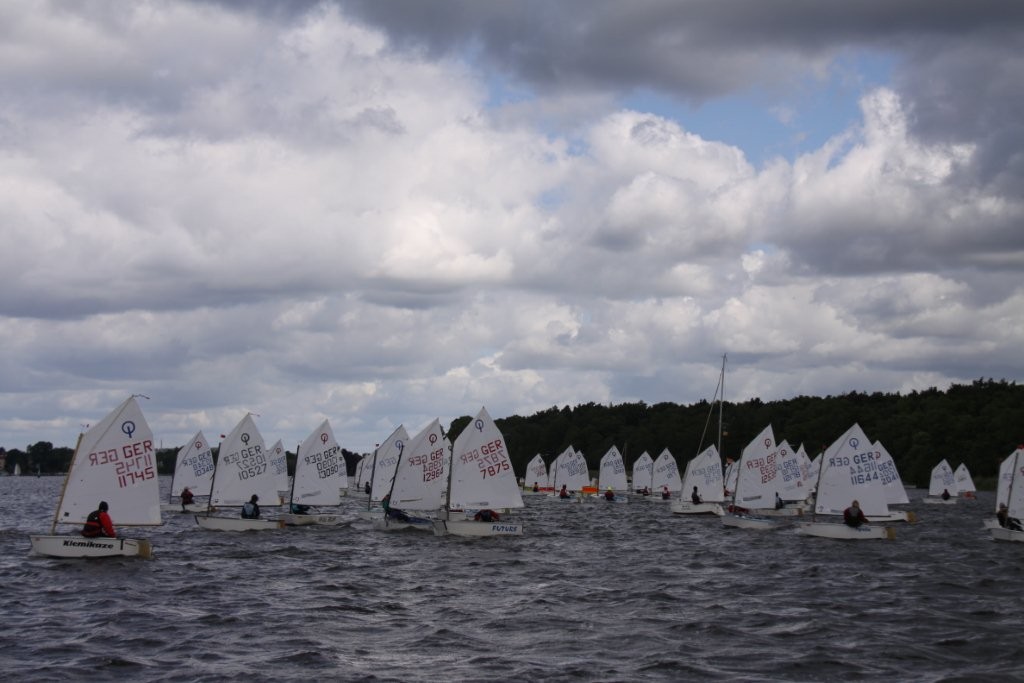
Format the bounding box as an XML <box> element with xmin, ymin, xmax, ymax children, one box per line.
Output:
<box><xmin>474</xmin><ymin>509</ymin><xmax>501</xmax><ymax>522</ymax></box>
<box><xmin>381</xmin><ymin>493</ymin><xmax>411</xmax><ymax>522</ymax></box>
<box><xmin>532</xmin><ymin>481</ymin><xmax>540</xmax><ymax>493</ymax></box>
<box><xmin>363</xmin><ymin>482</ymin><xmax>371</xmax><ymax>495</ymax></box>
<box><xmin>604</xmin><ymin>487</ymin><xmax>615</xmax><ymax>501</ymax></box>
<box><xmin>941</xmin><ymin>488</ymin><xmax>951</xmax><ymax>501</ymax></box>
<box><xmin>82</xmin><ymin>501</ymin><xmax>116</xmax><ymax>538</ymax></box>
<box><xmin>661</xmin><ymin>486</ymin><xmax>670</xmax><ymax>500</ymax></box>
<box><xmin>691</xmin><ymin>486</ymin><xmax>702</xmax><ymax>505</ymax></box>
<box><xmin>559</xmin><ymin>484</ymin><xmax>570</xmax><ymax>499</ymax></box>
<box><xmin>641</xmin><ymin>486</ymin><xmax>650</xmax><ymax>497</ymax></box>
<box><xmin>997</xmin><ymin>503</ymin><xmax>1023</xmax><ymax>531</ymax></box>
<box><xmin>774</xmin><ymin>492</ymin><xmax>784</xmax><ymax>510</ymax></box>
<box><xmin>842</xmin><ymin>500</ymin><xmax>868</xmax><ymax>528</ymax></box>
<box><xmin>180</xmin><ymin>487</ymin><xmax>194</xmax><ymax>512</ymax></box>
<box><xmin>290</xmin><ymin>503</ymin><xmax>311</xmax><ymax>515</ymax></box>
<box><xmin>241</xmin><ymin>495</ymin><xmax>261</xmax><ymax>519</ymax></box>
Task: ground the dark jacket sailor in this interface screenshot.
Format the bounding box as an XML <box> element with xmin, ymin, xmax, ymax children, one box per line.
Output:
<box><xmin>82</xmin><ymin>501</ymin><xmax>116</xmax><ymax>538</ymax></box>
<box><xmin>241</xmin><ymin>495</ymin><xmax>261</xmax><ymax>519</ymax></box>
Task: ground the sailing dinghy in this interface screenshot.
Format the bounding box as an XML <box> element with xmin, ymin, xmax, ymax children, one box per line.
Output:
<box><xmin>672</xmin><ymin>445</ymin><xmax>725</xmax><ymax>515</ymax></box>
<box><xmin>796</xmin><ymin>424</ymin><xmax>895</xmax><ymax>540</ymax></box>
<box><xmin>373</xmin><ymin>419</ymin><xmax>448</xmax><ymax>532</ymax></box>
<box><xmin>923</xmin><ymin>459</ymin><xmax>957</xmax><ymax>504</ymax></box>
<box><xmin>162</xmin><ymin>430</ymin><xmax>214</xmax><ymax>513</ymax></box>
<box><xmin>722</xmin><ymin>425</ymin><xmax>783</xmax><ymax>530</ymax></box>
<box><xmin>986</xmin><ymin>449</ymin><xmax>1020</xmax><ymax>530</ymax></box>
<box><xmin>433</xmin><ymin>407</ymin><xmax>524</xmax><ymax>537</ymax></box>
<box><xmin>522</xmin><ymin>453</ymin><xmax>551</xmax><ymax>495</ymax></box>
<box><xmin>631</xmin><ymin>451</ymin><xmax>654</xmax><ymax>495</ymax></box>
<box><xmin>991</xmin><ymin>448</ymin><xmax>1024</xmax><ymax>542</ymax></box>
<box><xmin>359</xmin><ymin>425</ymin><xmax>409</xmax><ymax>521</ymax></box>
<box><xmin>280</xmin><ymin>419</ymin><xmax>349</xmax><ymax>526</ymax></box>
<box><xmin>30</xmin><ymin>396</ymin><xmax>161</xmax><ymax>559</ymax></box>
<box><xmin>597</xmin><ymin>446</ymin><xmax>629</xmax><ymax>503</ymax></box>
<box><xmin>195</xmin><ymin>414</ymin><xmax>283</xmax><ymax>531</ymax></box>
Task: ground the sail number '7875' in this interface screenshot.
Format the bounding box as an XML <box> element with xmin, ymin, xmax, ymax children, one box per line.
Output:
<box><xmin>459</xmin><ymin>439</ymin><xmax>510</xmax><ymax>479</ymax></box>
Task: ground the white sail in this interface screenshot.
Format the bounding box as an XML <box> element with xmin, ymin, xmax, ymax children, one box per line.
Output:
<box><xmin>170</xmin><ymin>430</ymin><xmax>215</xmax><ymax>498</ymax></box>
<box><xmin>814</xmin><ymin>424</ymin><xmax>890</xmax><ymax>517</ymax></box>
<box><xmin>598</xmin><ymin>446</ymin><xmax>629</xmax><ymax>492</ymax></box>
<box><xmin>56</xmin><ymin>396</ymin><xmax>161</xmax><ymax>526</ymax></box>
<box><xmin>355</xmin><ymin>454</ymin><xmax>370</xmax><ymax>489</ymax></box>
<box><xmin>267</xmin><ymin>439</ymin><xmax>289</xmax><ymax>499</ymax></box>
<box><xmin>210</xmin><ymin>414</ymin><xmax>278</xmax><ymax>507</ymax></box>
<box><xmin>652</xmin><ymin>449</ymin><xmax>682</xmax><ymax>493</ymax></box>
<box><xmin>1006</xmin><ymin>452</ymin><xmax>1024</xmax><ymax>520</ymax></box>
<box><xmin>953</xmin><ymin>463</ymin><xmax>976</xmax><ymax>494</ymax></box>
<box><xmin>776</xmin><ymin>440</ymin><xmax>807</xmax><ymax>502</ymax></box>
<box><xmin>682</xmin><ymin>445</ymin><xmax>725</xmax><ymax>503</ymax></box>
<box><xmin>631</xmin><ymin>451</ymin><xmax>654</xmax><ymax>491</ymax></box>
<box><xmin>524</xmin><ymin>454</ymin><xmax>549</xmax><ymax>489</ymax></box>
<box><xmin>723</xmin><ymin>457</ymin><xmax>738</xmax><ymax>497</ymax></box>
<box><xmin>447</xmin><ymin>407</ymin><xmax>523</xmax><ymax>511</ymax></box>
<box><xmin>554</xmin><ymin>447</ymin><xmax>590</xmax><ymax>492</ymax></box>
<box><xmin>928</xmin><ymin>459</ymin><xmax>956</xmax><ymax>497</ymax></box>
<box><xmin>14</xmin><ymin>462</ymin><xmax>21</xmax><ymax>476</ymax></box>
<box><xmin>797</xmin><ymin>445</ymin><xmax>813</xmax><ymax>490</ymax></box>
<box><xmin>291</xmin><ymin>419</ymin><xmax>345</xmax><ymax>506</ymax></box>
<box><xmin>872</xmin><ymin>441</ymin><xmax>910</xmax><ymax>505</ymax></box>
<box><xmin>734</xmin><ymin>425</ymin><xmax>779</xmax><ymax>509</ymax></box>
<box><xmin>807</xmin><ymin>453</ymin><xmax>821</xmax><ymax>491</ymax></box>
<box><xmin>389</xmin><ymin>419</ymin><xmax>449</xmax><ymax>511</ymax></box>
<box><xmin>369</xmin><ymin>425</ymin><xmax>409</xmax><ymax>502</ymax></box>
<box><xmin>997</xmin><ymin>449</ymin><xmax>1020</xmax><ymax>510</ymax></box>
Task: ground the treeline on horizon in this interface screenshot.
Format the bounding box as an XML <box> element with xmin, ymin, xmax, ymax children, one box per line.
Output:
<box><xmin>3</xmin><ymin>379</ymin><xmax>1021</xmax><ymax>490</ymax></box>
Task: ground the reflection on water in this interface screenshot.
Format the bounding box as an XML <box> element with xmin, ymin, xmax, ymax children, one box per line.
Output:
<box><xmin>1</xmin><ymin>476</ymin><xmax>1021</xmax><ymax>682</ymax></box>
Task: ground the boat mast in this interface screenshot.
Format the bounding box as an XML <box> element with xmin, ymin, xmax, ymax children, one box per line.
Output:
<box><xmin>205</xmin><ymin>438</ymin><xmax>223</xmax><ymax>516</ymax></box>
<box><xmin>366</xmin><ymin>444</ymin><xmax>380</xmax><ymax>512</ymax></box>
<box><xmin>49</xmin><ymin>432</ymin><xmax>84</xmax><ymax>534</ymax></box>
<box><xmin>717</xmin><ymin>353</ymin><xmax>726</xmax><ymax>457</ymax></box>
<box><xmin>1006</xmin><ymin>450</ymin><xmax>1021</xmax><ymax>521</ymax></box>
<box><xmin>288</xmin><ymin>443</ymin><xmax>300</xmax><ymax>509</ymax></box>
<box><xmin>440</xmin><ymin>424</ymin><xmax>454</xmax><ymax>521</ymax></box>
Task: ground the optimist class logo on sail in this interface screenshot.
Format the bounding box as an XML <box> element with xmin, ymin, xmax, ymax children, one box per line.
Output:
<box><xmin>87</xmin><ymin>418</ymin><xmax>156</xmax><ymax>489</ymax></box>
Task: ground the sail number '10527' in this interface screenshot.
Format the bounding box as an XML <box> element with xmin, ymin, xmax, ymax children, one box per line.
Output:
<box><xmin>459</xmin><ymin>439</ymin><xmax>510</xmax><ymax>479</ymax></box>
<box><xmin>222</xmin><ymin>445</ymin><xmax>266</xmax><ymax>481</ymax></box>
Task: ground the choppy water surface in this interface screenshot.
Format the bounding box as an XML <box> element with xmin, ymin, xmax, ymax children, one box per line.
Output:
<box><xmin>1</xmin><ymin>476</ymin><xmax>1022</xmax><ymax>682</ymax></box>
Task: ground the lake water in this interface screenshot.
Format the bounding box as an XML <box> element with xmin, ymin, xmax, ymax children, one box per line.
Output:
<box><xmin>1</xmin><ymin>476</ymin><xmax>1021</xmax><ymax>682</ymax></box>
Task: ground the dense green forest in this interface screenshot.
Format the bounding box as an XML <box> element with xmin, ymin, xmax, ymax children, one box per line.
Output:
<box><xmin>3</xmin><ymin>379</ymin><xmax>1021</xmax><ymax>489</ymax></box>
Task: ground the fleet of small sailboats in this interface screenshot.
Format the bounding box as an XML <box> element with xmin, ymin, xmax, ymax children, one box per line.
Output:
<box><xmin>24</xmin><ymin>386</ymin><xmax>1015</xmax><ymax>560</ymax></box>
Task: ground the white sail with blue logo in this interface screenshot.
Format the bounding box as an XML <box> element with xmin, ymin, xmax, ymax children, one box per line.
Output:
<box><xmin>598</xmin><ymin>446</ymin><xmax>629</xmax><ymax>496</ymax></box>
<box><xmin>925</xmin><ymin>459</ymin><xmax>957</xmax><ymax>503</ymax></box>
<box><xmin>165</xmin><ymin>430</ymin><xmax>214</xmax><ymax>511</ymax></box>
<box><xmin>523</xmin><ymin>453</ymin><xmax>549</xmax><ymax>493</ymax></box>
<box><xmin>434</xmin><ymin>407</ymin><xmax>524</xmax><ymax>536</ymax></box>
<box><xmin>267</xmin><ymin>439</ymin><xmax>289</xmax><ymax>505</ymax></box>
<box><xmin>796</xmin><ymin>423</ymin><xmax>895</xmax><ymax>540</ymax></box>
<box><xmin>281</xmin><ymin>419</ymin><xmax>349</xmax><ymax>526</ymax></box>
<box><xmin>671</xmin><ymin>445</ymin><xmax>725</xmax><ymax>515</ymax></box>
<box><xmin>651</xmin><ymin>449</ymin><xmax>682</xmax><ymax>500</ymax></box>
<box><xmin>631</xmin><ymin>451</ymin><xmax>654</xmax><ymax>493</ymax></box>
<box><xmin>30</xmin><ymin>396</ymin><xmax>161</xmax><ymax>558</ymax></box>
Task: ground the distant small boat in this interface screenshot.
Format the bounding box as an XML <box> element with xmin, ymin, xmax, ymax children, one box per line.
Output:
<box><xmin>29</xmin><ymin>396</ymin><xmax>161</xmax><ymax>558</ymax></box>
<box><xmin>161</xmin><ymin>430</ymin><xmax>214</xmax><ymax>513</ymax></box>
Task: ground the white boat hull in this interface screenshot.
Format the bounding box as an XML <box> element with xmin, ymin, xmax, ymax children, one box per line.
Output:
<box><xmin>371</xmin><ymin>516</ymin><xmax>434</xmax><ymax>532</ymax></box>
<box><xmin>796</xmin><ymin>522</ymin><xmax>895</xmax><ymax>540</ymax></box>
<box><xmin>721</xmin><ymin>513</ymin><xmax>778</xmax><ymax>530</ymax></box>
<box><xmin>991</xmin><ymin>527</ymin><xmax>1024</xmax><ymax>542</ymax></box>
<box><xmin>29</xmin><ymin>535</ymin><xmax>153</xmax><ymax>559</ymax></box>
<box><xmin>982</xmin><ymin>518</ymin><xmax>1000</xmax><ymax>530</ymax></box>
<box><xmin>280</xmin><ymin>513</ymin><xmax>351</xmax><ymax>526</ymax></box>
<box><xmin>752</xmin><ymin>506</ymin><xmax>803</xmax><ymax>517</ymax></box>
<box><xmin>923</xmin><ymin>497</ymin><xmax>957</xmax><ymax>505</ymax></box>
<box><xmin>866</xmin><ymin>510</ymin><xmax>917</xmax><ymax>523</ymax></box>
<box><xmin>195</xmin><ymin>515</ymin><xmax>283</xmax><ymax>531</ymax></box>
<box><xmin>432</xmin><ymin>519</ymin><xmax>523</xmax><ymax>537</ymax></box>
<box><xmin>670</xmin><ymin>501</ymin><xmax>724</xmax><ymax>516</ymax></box>
<box><xmin>160</xmin><ymin>503</ymin><xmax>207</xmax><ymax>513</ymax></box>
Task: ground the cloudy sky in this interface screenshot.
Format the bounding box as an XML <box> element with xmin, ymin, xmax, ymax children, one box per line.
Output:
<box><xmin>2</xmin><ymin>0</ymin><xmax>1022</xmax><ymax>454</ymax></box>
